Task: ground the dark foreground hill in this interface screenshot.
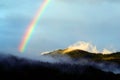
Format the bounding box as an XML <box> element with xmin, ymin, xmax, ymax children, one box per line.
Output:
<box><xmin>0</xmin><ymin>53</ymin><xmax>120</xmax><ymax>80</ymax></box>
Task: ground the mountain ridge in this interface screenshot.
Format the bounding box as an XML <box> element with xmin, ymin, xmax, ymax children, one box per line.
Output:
<box><xmin>43</xmin><ymin>49</ymin><xmax>120</xmax><ymax>64</ymax></box>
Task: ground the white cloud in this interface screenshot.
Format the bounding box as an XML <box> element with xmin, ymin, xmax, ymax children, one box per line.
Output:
<box><xmin>67</xmin><ymin>41</ymin><xmax>115</xmax><ymax>54</ymax></box>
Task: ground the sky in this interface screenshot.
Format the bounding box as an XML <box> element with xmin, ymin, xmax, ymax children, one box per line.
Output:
<box><xmin>0</xmin><ymin>0</ymin><xmax>120</xmax><ymax>56</ymax></box>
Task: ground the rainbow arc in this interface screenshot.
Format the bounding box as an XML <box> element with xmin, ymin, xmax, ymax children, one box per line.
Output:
<box><xmin>19</xmin><ymin>0</ymin><xmax>50</xmax><ymax>52</ymax></box>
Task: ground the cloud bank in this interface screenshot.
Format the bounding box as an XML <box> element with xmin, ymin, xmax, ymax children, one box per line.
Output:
<box><xmin>67</xmin><ymin>41</ymin><xmax>115</xmax><ymax>54</ymax></box>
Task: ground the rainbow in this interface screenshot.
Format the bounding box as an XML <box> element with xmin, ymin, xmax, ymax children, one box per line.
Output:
<box><xmin>19</xmin><ymin>0</ymin><xmax>50</xmax><ymax>53</ymax></box>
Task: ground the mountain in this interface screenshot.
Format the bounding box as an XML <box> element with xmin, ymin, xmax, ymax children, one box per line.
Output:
<box><xmin>43</xmin><ymin>48</ymin><xmax>120</xmax><ymax>64</ymax></box>
<box><xmin>0</xmin><ymin>52</ymin><xmax>120</xmax><ymax>80</ymax></box>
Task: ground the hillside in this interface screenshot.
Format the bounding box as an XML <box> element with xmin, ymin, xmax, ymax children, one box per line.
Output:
<box><xmin>0</xmin><ymin>53</ymin><xmax>120</xmax><ymax>80</ymax></box>
<box><xmin>43</xmin><ymin>49</ymin><xmax>120</xmax><ymax>64</ymax></box>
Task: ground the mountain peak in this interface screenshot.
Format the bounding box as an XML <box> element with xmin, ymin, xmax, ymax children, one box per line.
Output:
<box><xmin>41</xmin><ymin>48</ymin><xmax>120</xmax><ymax>64</ymax></box>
